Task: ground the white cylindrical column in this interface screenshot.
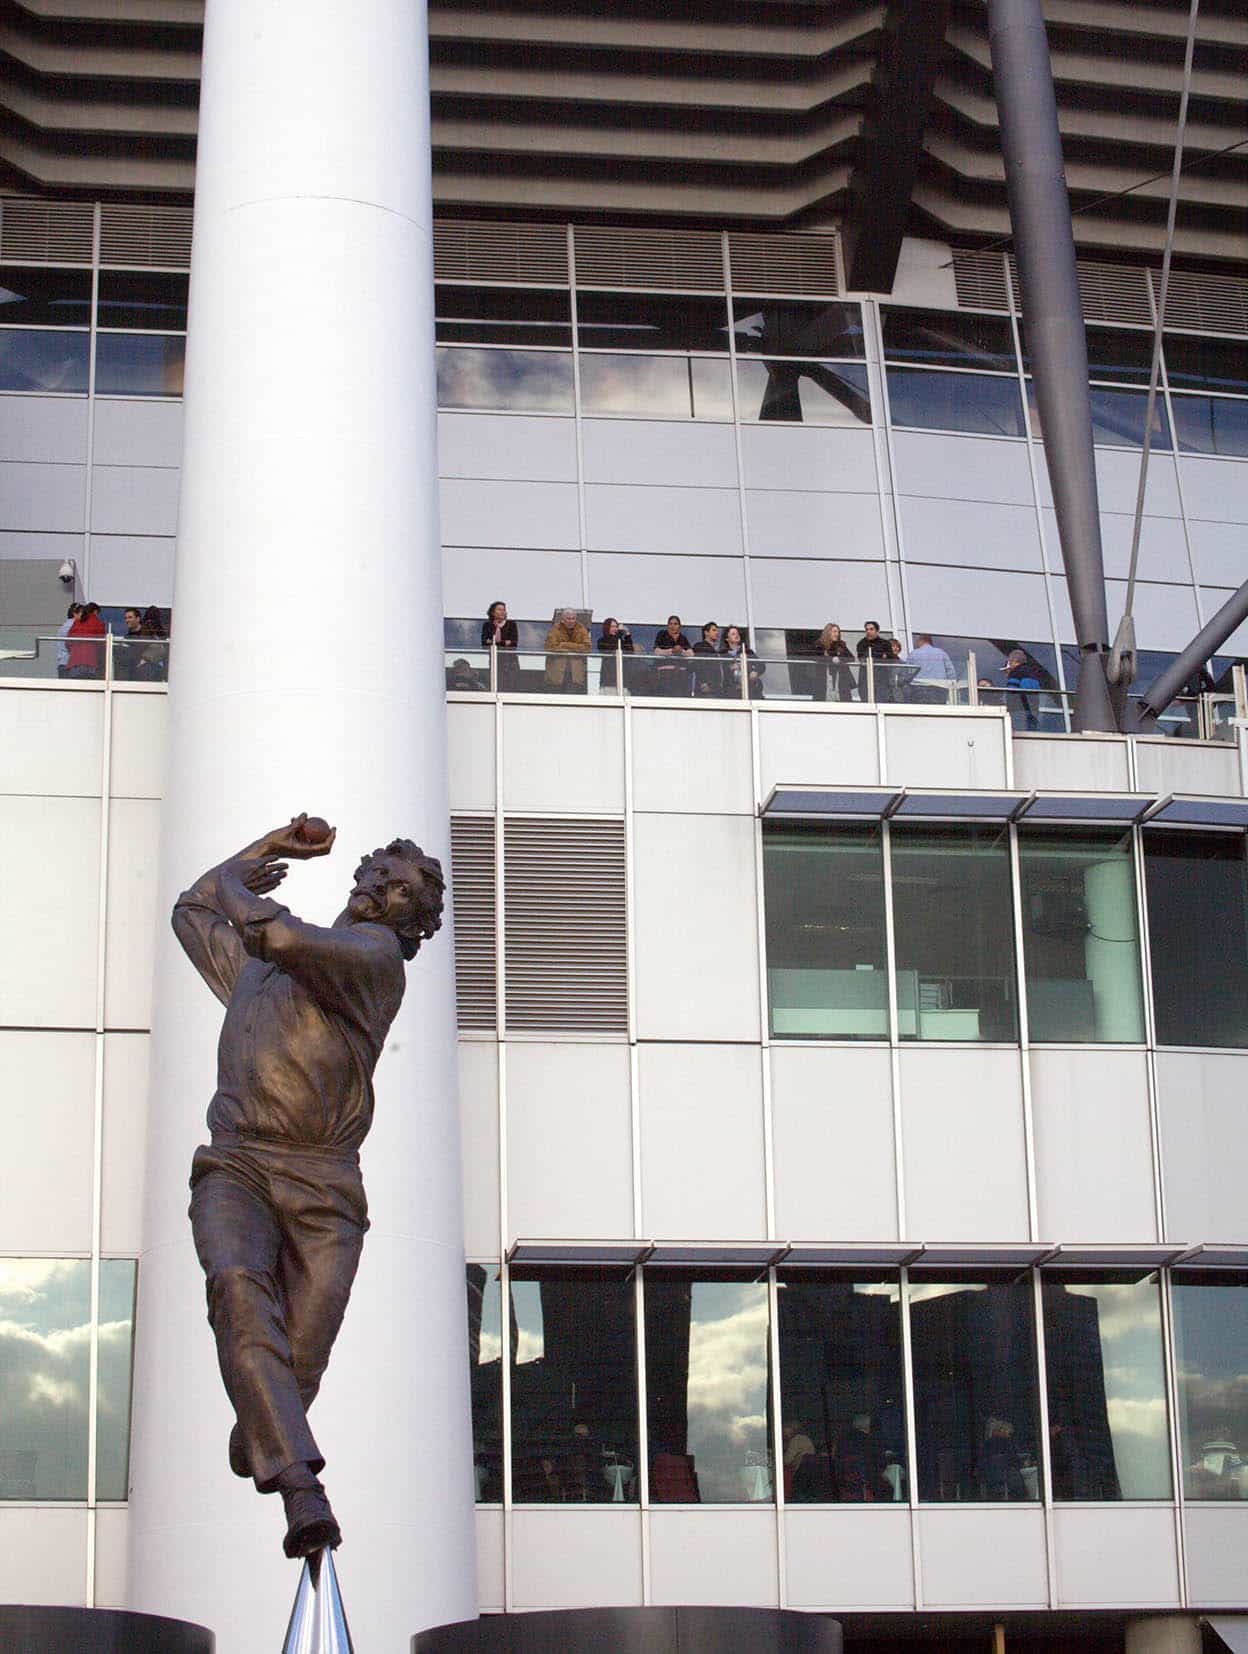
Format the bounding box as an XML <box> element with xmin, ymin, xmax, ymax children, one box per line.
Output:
<box><xmin>125</xmin><ymin>4</ymin><xmax>475</xmax><ymax>1649</ymax></box>
<box><xmin>1124</xmin><ymin>1616</ymin><xmax>1202</xmax><ymax>1654</ymax></box>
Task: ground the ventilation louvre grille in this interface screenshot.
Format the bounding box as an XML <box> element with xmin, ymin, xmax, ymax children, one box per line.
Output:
<box><xmin>952</xmin><ymin>248</ymin><xmax>1009</xmax><ymax>312</ymax></box>
<box><xmin>728</xmin><ymin>231</ymin><xmax>840</xmax><ymax>297</ymax></box>
<box><xmin>503</xmin><ymin>817</ymin><xmax>627</xmax><ymax>1033</ymax></box>
<box><xmin>434</xmin><ymin>220</ymin><xmax>569</xmax><ymax>285</ymax></box>
<box><xmin>0</xmin><ymin>198</ymin><xmax>93</xmax><ymax>263</ymax></box>
<box><xmin>451</xmin><ymin>815</ymin><xmax>497</xmax><ymax>1032</ymax></box>
<box><xmin>99</xmin><ymin>204</ymin><xmax>192</xmax><ymax>268</ymax></box>
<box><xmin>574</xmin><ymin>225</ymin><xmax>724</xmax><ymax>292</ymax></box>
<box><xmin>1162</xmin><ymin>269</ymin><xmax>1248</xmax><ymax>337</ymax></box>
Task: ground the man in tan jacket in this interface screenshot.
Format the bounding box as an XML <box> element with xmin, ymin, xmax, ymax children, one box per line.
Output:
<box><xmin>544</xmin><ymin>607</ymin><xmax>591</xmax><ymax>692</ymax></box>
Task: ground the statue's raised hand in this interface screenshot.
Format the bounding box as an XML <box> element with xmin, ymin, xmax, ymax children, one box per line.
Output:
<box><xmin>262</xmin><ymin>814</ymin><xmax>337</xmax><ymax>861</ymax></box>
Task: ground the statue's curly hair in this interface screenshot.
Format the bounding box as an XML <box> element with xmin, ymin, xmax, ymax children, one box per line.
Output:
<box><xmin>354</xmin><ymin>838</ymin><xmax>445</xmax><ymax>960</ymax></box>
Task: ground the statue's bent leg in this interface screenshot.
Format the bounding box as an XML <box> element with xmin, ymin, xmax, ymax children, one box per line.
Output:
<box><xmin>189</xmin><ymin>1148</ymin><xmax>322</xmax><ymax>1491</ymax></box>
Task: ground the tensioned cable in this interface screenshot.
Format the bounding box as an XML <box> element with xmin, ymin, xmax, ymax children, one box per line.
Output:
<box><xmin>1113</xmin><ymin>0</ymin><xmax>1201</xmax><ymax>683</ymax></box>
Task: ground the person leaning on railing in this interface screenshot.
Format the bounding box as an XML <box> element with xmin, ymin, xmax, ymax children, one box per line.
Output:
<box><xmin>596</xmin><ymin>617</ymin><xmax>634</xmax><ymax>692</ymax></box>
<box><xmin>544</xmin><ymin>607</ymin><xmax>591</xmax><ymax>694</ymax></box>
<box><xmin>481</xmin><ymin>599</ymin><xmax>519</xmax><ymax>690</ymax></box>
<box><xmin>65</xmin><ymin>601</ymin><xmax>105</xmax><ymax>679</ymax></box>
<box><xmin>813</xmin><ymin>621</ymin><xmax>857</xmax><ymax>703</ymax></box>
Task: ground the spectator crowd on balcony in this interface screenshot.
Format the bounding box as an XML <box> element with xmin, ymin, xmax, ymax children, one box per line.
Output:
<box><xmin>55</xmin><ymin>602</ymin><xmax>169</xmax><ymax>681</ymax></box>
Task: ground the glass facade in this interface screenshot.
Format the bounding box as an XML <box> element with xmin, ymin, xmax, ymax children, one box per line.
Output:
<box><xmin>1018</xmin><ymin>829</ymin><xmax>1145</xmax><ymax>1044</ymax></box>
<box><xmin>1145</xmin><ymin>831</ymin><xmax>1248</xmax><ymax>1048</ymax></box>
<box><xmin>1172</xmin><ymin>1272</ymin><xmax>1248</xmax><ymax>1501</ymax></box>
<box><xmin>436</xmin><ymin>345</ymin><xmax>574</xmax><ymax>413</ymax></box>
<box><xmin>579</xmin><ymin>353</ymin><xmax>732</xmax><ymax>420</ymax></box>
<box><xmin>467</xmin><ymin>1264</ymin><xmax>503</xmax><ymax>1503</ymax></box>
<box><xmin>95</xmin><ymin>332</ymin><xmax>186</xmax><ymax>397</ymax></box>
<box><xmin>0</xmin><ymin>328</ymin><xmax>89</xmax><ymax>393</ymax></box>
<box><xmin>885</xmin><ymin>366</ymin><xmax>1026</xmax><ymax>438</ymax></box>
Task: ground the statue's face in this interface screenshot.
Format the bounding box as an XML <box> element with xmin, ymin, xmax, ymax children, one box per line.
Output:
<box><xmin>347</xmin><ymin>854</ymin><xmax>422</xmax><ymax>931</ymax></box>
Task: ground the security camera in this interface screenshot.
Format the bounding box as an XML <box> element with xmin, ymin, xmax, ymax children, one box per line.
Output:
<box><xmin>57</xmin><ymin>560</ymin><xmax>75</xmax><ymax>585</ymax></box>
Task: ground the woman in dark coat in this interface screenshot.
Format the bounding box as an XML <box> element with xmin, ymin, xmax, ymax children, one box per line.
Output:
<box><xmin>597</xmin><ymin>617</ymin><xmax>635</xmax><ymax>693</ymax></box>
<box><xmin>813</xmin><ymin>621</ymin><xmax>856</xmax><ymax>702</ymax></box>
<box><xmin>720</xmin><ymin>624</ymin><xmax>765</xmax><ymax>700</ymax></box>
<box><xmin>481</xmin><ymin>599</ymin><xmax>519</xmax><ymax>689</ymax></box>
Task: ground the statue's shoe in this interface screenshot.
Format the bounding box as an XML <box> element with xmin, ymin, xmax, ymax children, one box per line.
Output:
<box><xmin>228</xmin><ymin>1423</ymin><xmax>250</xmax><ymax>1479</ymax></box>
<box><xmin>282</xmin><ymin>1485</ymin><xmax>342</xmax><ymax>1559</ymax></box>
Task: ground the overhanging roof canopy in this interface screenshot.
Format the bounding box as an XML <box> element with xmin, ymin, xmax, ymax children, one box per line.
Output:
<box><xmin>1144</xmin><ymin>795</ymin><xmax>1248</xmax><ymax>829</ymax></box>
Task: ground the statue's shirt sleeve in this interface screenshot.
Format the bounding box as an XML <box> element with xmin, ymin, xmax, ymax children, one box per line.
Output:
<box><xmin>172</xmin><ymin>870</ymin><xmax>249</xmax><ymax>1006</ymax></box>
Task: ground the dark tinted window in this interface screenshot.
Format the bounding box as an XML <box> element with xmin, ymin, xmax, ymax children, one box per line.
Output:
<box><xmin>95</xmin><ymin>333</ymin><xmax>185</xmax><ymax>397</ymax></box>
<box><xmin>1020</xmin><ymin>323</ymin><xmax>1154</xmax><ymax>385</ymax></box>
<box><xmin>887</xmin><ymin>367</ymin><xmax>1026</xmax><ymax>437</ymax></box>
<box><xmin>1171</xmin><ymin>393</ymin><xmax>1248</xmax><ymax>459</ymax></box>
<box><xmin>1027</xmin><ymin>381</ymin><xmax>1171</xmax><ymax>449</ymax></box>
<box><xmin>435</xmin><ymin>284</ymin><xmax>571</xmax><ymax>348</ymax></box>
<box><xmin>1172</xmin><ymin>1272</ymin><xmax>1248</xmax><ymax>1500</ymax></box>
<box><xmin>1164</xmin><ymin>333</ymin><xmax>1248</xmax><ymax>398</ymax></box>
<box><xmin>467</xmin><ymin>1265</ymin><xmax>503</xmax><ymax>1502</ymax></box>
<box><xmin>0</xmin><ymin>265</ymin><xmax>91</xmax><ymax>327</ymax></box>
<box><xmin>577</xmin><ymin>290</ymin><xmax>730</xmax><ymax>354</ymax></box>
<box><xmin>1144</xmin><ymin>831</ymin><xmax>1248</xmax><ymax>1047</ymax></box>
<box><xmin>579</xmin><ymin>353</ymin><xmax>732</xmax><ymax>419</ymax></box>
<box><xmin>0</xmin><ymin>329</ymin><xmax>89</xmax><ymax>393</ymax></box>
<box><xmin>883</xmin><ymin>308</ymin><xmax>1016</xmax><ymax>372</ymax></box>
<box><xmin>96</xmin><ymin>270</ymin><xmax>188</xmax><ymax>331</ymax></box>
<box><xmin>732</xmin><ymin>298</ymin><xmax>863</xmax><ymax>359</ymax></box>
<box><xmin>436</xmin><ymin>346</ymin><xmax>573</xmax><ymax>412</ymax></box>
<box><xmin>737</xmin><ymin>359</ymin><xmax>870</xmax><ymax>425</ymax></box>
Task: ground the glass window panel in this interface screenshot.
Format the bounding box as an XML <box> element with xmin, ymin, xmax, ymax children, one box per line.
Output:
<box><xmin>1020</xmin><ymin>323</ymin><xmax>1154</xmax><ymax>385</ymax></box>
<box><xmin>1018</xmin><ymin>829</ymin><xmax>1144</xmax><ymax>1043</ymax></box>
<box><xmin>0</xmin><ymin>328</ymin><xmax>89</xmax><ymax>393</ymax></box>
<box><xmin>467</xmin><ymin>1264</ymin><xmax>503</xmax><ymax>1503</ymax></box>
<box><xmin>1172</xmin><ymin>1273</ymin><xmax>1248</xmax><ymax>1500</ymax></box>
<box><xmin>95</xmin><ymin>333</ymin><xmax>185</xmax><ymax>397</ymax></box>
<box><xmin>1171</xmin><ymin>393</ymin><xmax>1248</xmax><ymax>460</ymax></box>
<box><xmin>732</xmin><ymin>298</ymin><xmax>863</xmax><ymax>359</ymax></box>
<box><xmin>908</xmin><ymin>1276</ymin><xmax>1041</xmax><ymax>1502</ymax></box>
<box><xmin>0</xmin><ymin>1258</ymin><xmax>91</xmax><ymax>1499</ymax></box>
<box><xmin>887</xmin><ymin>367</ymin><xmax>1026</xmax><ymax>438</ymax></box>
<box><xmin>96</xmin><ymin>1259</ymin><xmax>136</xmax><ymax>1502</ymax></box>
<box><xmin>1026</xmin><ymin>381</ymin><xmax>1172</xmax><ymax>449</ymax></box>
<box><xmin>1144</xmin><ymin>831</ymin><xmax>1248</xmax><ymax>1048</ymax></box>
<box><xmin>883</xmin><ymin>308</ymin><xmax>1016</xmax><ymax>372</ymax></box>
<box><xmin>763</xmin><ymin>824</ymin><xmax>888</xmax><ymax>1039</ymax></box>
<box><xmin>96</xmin><ymin>270</ymin><xmax>188</xmax><ymax>332</ymax></box>
<box><xmin>435</xmin><ymin>284</ymin><xmax>571</xmax><ymax>348</ymax></box>
<box><xmin>890</xmin><ymin>825</ymin><xmax>1018</xmax><ymax>1042</ymax></box>
<box><xmin>1042</xmin><ymin>1274</ymin><xmax>1170</xmax><ymax>1500</ymax></box>
<box><xmin>436</xmin><ymin>346</ymin><xmax>573</xmax><ymax>413</ymax></box>
<box><xmin>579</xmin><ymin>352</ymin><xmax>732</xmax><ymax>419</ymax></box>
<box><xmin>645</xmin><ymin>1274</ymin><xmax>772</xmax><ymax>1504</ymax></box>
<box><xmin>1164</xmin><ymin>334</ymin><xmax>1248</xmax><ymax>398</ymax></box>
<box><xmin>510</xmin><ymin>1270</ymin><xmax>638</xmax><ymax>1503</ymax></box>
<box><xmin>778</xmin><ymin>1274</ymin><xmax>906</xmax><ymax>1503</ymax></box>
<box><xmin>736</xmin><ymin>359</ymin><xmax>870</xmax><ymax>426</ymax></box>
<box><xmin>0</xmin><ymin>265</ymin><xmax>91</xmax><ymax>326</ymax></box>
<box><xmin>576</xmin><ymin>290</ymin><xmax>730</xmax><ymax>354</ymax></box>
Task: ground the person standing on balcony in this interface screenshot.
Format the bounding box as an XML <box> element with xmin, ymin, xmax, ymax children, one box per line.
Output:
<box><xmin>905</xmin><ymin>633</ymin><xmax>956</xmax><ymax>705</ymax></box>
<box><xmin>544</xmin><ymin>607</ymin><xmax>591</xmax><ymax>694</ymax></box>
<box><xmin>691</xmin><ymin>621</ymin><xmax>725</xmax><ymax>697</ymax></box>
<box><xmin>596</xmin><ymin>617</ymin><xmax>634</xmax><ymax>693</ymax></box>
<box><xmin>55</xmin><ymin>602</ymin><xmax>82</xmax><ymax>678</ymax></box>
<box><xmin>653</xmin><ymin>614</ymin><xmax>693</xmax><ymax>696</ymax></box>
<box><xmin>65</xmin><ymin>601</ymin><xmax>106</xmax><ymax>679</ymax></box>
<box><xmin>720</xmin><ymin>624</ymin><xmax>765</xmax><ymax>699</ymax></box>
<box><xmin>481</xmin><ymin>599</ymin><xmax>518</xmax><ymax>690</ymax></box>
<box><xmin>813</xmin><ymin>621</ymin><xmax>857</xmax><ymax>702</ymax></box>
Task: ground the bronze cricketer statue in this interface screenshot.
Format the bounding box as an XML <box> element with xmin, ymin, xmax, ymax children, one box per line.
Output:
<box><xmin>172</xmin><ymin>814</ymin><xmax>445</xmax><ymax>1558</ymax></box>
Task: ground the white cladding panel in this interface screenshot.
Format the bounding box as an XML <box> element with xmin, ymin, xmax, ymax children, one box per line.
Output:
<box><xmin>585</xmin><ymin>483</ymin><xmax>743</xmax><ymax>557</ymax></box>
<box><xmin>1184</xmin><ymin>1506</ymin><xmax>1248</xmax><ymax>1606</ymax></box>
<box><xmin>510</xmin><ymin>1509</ymin><xmax>643</xmax><ymax>1609</ymax></box>
<box><xmin>101</xmin><ymin>1032</ymin><xmax>151</xmax><ymax>1255</ymax></box>
<box><xmin>89</xmin><ymin>466</ymin><xmax>180</xmax><ymax>537</ymax></box>
<box><xmin>748</xmin><ymin>557</ymin><xmax>892</xmax><ymax>630</ymax></box>
<box><xmin>1156</xmin><ymin>1051</ymin><xmax>1248</xmax><ymax>1243</ymax></box>
<box><xmin>757</xmin><ymin>707</ymin><xmax>881</xmax><ymax>797</ymax></box>
<box><xmin>1051</xmin><ymin>578</ymin><xmax>1200</xmax><ymax>653</ymax></box>
<box><xmin>86</xmin><ymin>535</ymin><xmax>175</xmax><ymax>608</ymax></box>
<box><xmin>898</xmin><ymin>496</ymin><xmax>1044</xmax><ymax>573</ymax></box>
<box><xmin>1180</xmin><ymin>457</ymin><xmax>1248</xmax><ymax>524</ymax></box>
<box><xmin>440</xmin><ymin>477</ymin><xmax>580</xmax><ymax>550</ymax></box>
<box><xmin>739</xmin><ymin>425</ymin><xmax>878</xmax><ymax>493</ymax></box>
<box><xmin>0</xmin><ymin>395</ymin><xmax>89</xmax><ymax>463</ymax></box>
<box><xmin>1134</xmin><ymin>738</ymin><xmax>1240</xmax><ymax>798</ymax></box>
<box><xmin>587</xmin><ymin>552</ymin><xmax>748</xmax><ymax>624</ymax></box>
<box><xmin>0</xmin><ymin>1029</ymin><xmax>94</xmax><ymax>1253</ymax></box>
<box><xmin>647</xmin><ymin>1510</ymin><xmax>779</xmax><ymax>1607</ymax></box>
<box><xmin>1052</xmin><ymin>1507</ymin><xmax>1179</xmax><ymax>1607</ymax></box>
<box><xmin>109</xmin><ymin>691</ymin><xmax>168</xmax><ymax>800</ymax></box>
<box><xmin>633</xmin><ymin>814</ymin><xmax>761</xmax><ymax>1042</ymax></box>
<box><xmin>501</xmin><ymin>702</ymin><xmax>624</xmax><ymax>814</ymax></box>
<box><xmin>899</xmin><ymin>1048</ymin><xmax>1029</xmax><ymax>1241</ymax></box>
<box><xmin>784</xmin><ymin>1508</ymin><xmax>914</xmax><ymax>1610</ymax></box>
<box><xmin>883</xmin><ymin>713</ymin><xmax>1009</xmax><ymax>789</ymax></box>
<box><xmin>892</xmin><ymin>432</ymin><xmax>1035</xmax><ymax>506</ymax></box>
<box><xmin>1190</xmin><ymin>519</ymin><xmax>1248</xmax><ymax>588</ymax></box>
<box><xmin>638</xmin><ymin>1043</ymin><xmax>766</xmax><ymax>1239</ymax></box>
<box><xmin>91</xmin><ymin>400</ymin><xmax>184</xmax><ymax>469</ymax></box>
<box><xmin>506</xmin><ymin>1042</ymin><xmax>633</xmax><ymax>1240</ymax></box>
<box><xmin>103</xmin><ymin>796</ymin><xmax>160</xmax><ymax>1030</ymax></box>
<box><xmin>0</xmin><ymin>686</ymin><xmax>102</xmax><ymax>796</ymax></box>
<box><xmin>1087</xmin><ymin>511</ymin><xmax>1191</xmax><ymax>583</ymax></box>
<box><xmin>93</xmin><ymin>1508</ymin><xmax>129</xmax><ymax>1609</ymax></box>
<box><xmin>442</xmin><ymin>545</ymin><xmax>583</xmax><ymax>618</ymax></box>
<box><xmin>745</xmin><ymin>489</ymin><xmax>885</xmax><ymax>561</ymax></box>
<box><xmin>438</xmin><ymin>412</ymin><xmax>577</xmax><ymax>482</ymax></box>
<box><xmin>0</xmin><ymin>1508</ymin><xmax>88</xmax><ymax>1607</ymax></box>
<box><xmin>903</xmin><ymin>564</ymin><xmax>1051</xmax><ymax>640</ymax></box>
<box><xmin>0</xmin><ymin>793</ymin><xmax>99</xmax><ymax>1027</ymax></box>
<box><xmin>1201</xmin><ymin>587</ymin><xmax>1248</xmax><ymax>655</ymax></box>
<box><xmin>1011</xmin><ymin>734</ymin><xmax>1131</xmax><ymax>792</ymax></box>
<box><xmin>447</xmin><ymin>700</ymin><xmax>496</xmax><ymax>812</ymax></box>
<box><xmin>1030</xmin><ymin>1049</ymin><xmax>1156</xmax><ymax>1242</ymax></box>
<box><xmin>631</xmin><ymin>707</ymin><xmax>753</xmax><ymax>816</ymax></box>
<box><xmin>581</xmin><ymin>419</ymin><xmax>737</xmax><ymax>488</ymax></box>
<box><xmin>1035</xmin><ymin>447</ymin><xmax>1180</xmax><ymax>517</ymax></box>
<box><xmin>770</xmin><ymin>1046</ymin><xmax>897</xmax><ymax>1241</ymax></box>
<box><xmin>458</xmin><ymin>1040</ymin><xmax>500</xmax><ymax>1259</ymax></box>
<box><xmin>916</xmin><ymin>1508</ymin><xmax>1048</xmax><ymax>1608</ymax></box>
<box><xmin>0</xmin><ymin>460</ymin><xmax>86</xmax><ymax>531</ymax></box>
<box><xmin>475</xmin><ymin>1508</ymin><xmax>505</xmax><ymax>1613</ymax></box>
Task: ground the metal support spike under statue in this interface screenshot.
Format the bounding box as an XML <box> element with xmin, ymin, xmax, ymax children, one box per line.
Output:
<box><xmin>171</xmin><ymin>811</ymin><xmax>445</xmax><ymax>1646</ymax></box>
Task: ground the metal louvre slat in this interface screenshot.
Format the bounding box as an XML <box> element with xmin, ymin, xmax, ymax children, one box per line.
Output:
<box><xmin>1161</xmin><ymin>268</ymin><xmax>1248</xmax><ymax>336</ymax></box>
<box><xmin>450</xmin><ymin>815</ymin><xmax>497</xmax><ymax>1031</ymax></box>
<box><xmin>433</xmin><ymin>220</ymin><xmax>569</xmax><ymax>285</ymax></box>
<box><xmin>952</xmin><ymin>248</ymin><xmax>1009</xmax><ymax>312</ymax></box>
<box><xmin>727</xmin><ymin>231</ymin><xmax>840</xmax><ymax>298</ymax></box>
<box><xmin>573</xmin><ymin>225</ymin><xmax>724</xmax><ymax>292</ymax></box>
<box><xmin>99</xmin><ymin>204</ymin><xmax>192</xmax><ymax>268</ymax></box>
<box><xmin>503</xmin><ymin>816</ymin><xmax>627</xmax><ymax>1033</ymax></box>
<box><xmin>0</xmin><ymin>198</ymin><xmax>94</xmax><ymax>263</ymax></box>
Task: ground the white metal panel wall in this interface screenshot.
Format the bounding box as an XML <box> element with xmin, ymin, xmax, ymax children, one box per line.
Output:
<box><xmin>108</xmin><ymin>693</ymin><xmax>168</xmax><ymax>800</ymax></box>
<box><xmin>581</xmin><ymin>420</ymin><xmax>738</xmax><ymax>489</ymax></box>
<box><xmin>1155</xmin><ymin>1050</ymin><xmax>1248</xmax><ymax>1242</ymax></box>
<box><xmin>748</xmin><ymin>557</ymin><xmax>889</xmax><ymax>630</ymax></box>
<box><xmin>757</xmin><ymin>707</ymin><xmax>881</xmax><ymax>798</ymax></box>
<box><xmin>93</xmin><ymin>1509</ymin><xmax>129</xmax><ymax>1610</ymax></box>
<box><xmin>100</xmin><ymin>1031</ymin><xmax>151</xmax><ymax>1256</ymax></box>
<box><xmin>89</xmin><ymin>466</ymin><xmax>180</xmax><ymax>537</ymax></box>
<box><xmin>1029</xmin><ymin>1049</ymin><xmax>1156</xmax><ymax>1242</ymax></box>
<box><xmin>475</xmin><ymin>1508</ymin><xmax>505</xmax><ymax>1614</ymax></box>
<box><xmin>91</xmin><ymin>401</ymin><xmax>184</xmax><ymax>470</ymax></box>
<box><xmin>1010</xmin><ymin>734</ymin><xmax>1131</xmax><ymax>792</ymax></box>
<box><xmin>1053</xmin><ymin>1508</ymin><xmax>1180</xmax><ymax>1608</ymax></box>
<box><xmin>458</xmin><ymin>1040</ymin><xmax>500</xmax><ymax>1258</ymax></box>
<box><xmin>0</xmin><ymin>687</ymin><xmax>103</xmax><ymax>796</ymax></box>
<box><xmin>0</xmin><ymin>1029</ymin><xmax>94</xmax><ymax>1252</ymax></box>
<box><xmin>0</xmin><ymin>1510</ymin><xmax>89</xmax><ymax>1608</ymax></box>
<box><xmin>902</xmin><ymin>565</ymin><xmax>1053</xmax><ymax>640</ymax></box>
<box><xmin>510</xmin><ymin>1509</ymin><xmax>643</xmax><ymax>1609</ymax></box>
<box><xmin>0</xmin><ymin>460</ymin><xmax>87</xmax><ymax>531</ymax></box>
<box><xmin>739</xmin><ymin>425</ymin><xmax>877</xmax><ymax>493</ymax></box>
<box><xmin>647</xmin><ymin>1510</ymin><xmax>779</xmax><ymax>1608</ymax></box>
<box><xmin>630</xmin><ymin>707</ymin><xmax>754</xmax><ymax>817</ymax></box>
<box><xmin>916</xmin><ymin>1508</ymin><xmax>1048</xmax><ymax>1609</ymax></box>
<box><xmin>892</xmin><ymin>432</ymin><xmax>1035</xmax><ymax>507</ymax></box>
<box><xmin>501</xmin><ymin>702</ymin><xmax>625</xmax><ymax>815</ymax></box>
<box><xmin>0</xmin><ymin>794</ymin><xmax>100</xmax><ymax>1028</ymax></box>
<box><xmin>770</xmin><ymin>1046</ymin><xmax>897</xmax><ymax>1241</ymax></box>
<box><xmin>506</xmin><ymin>1042</ymin><xmax>633</xmax><ymax>1239</ymax></box>
<box><xmin>1184</xmin><ymin>1507</ymin><xmax>1248</xmax><ymax>1606</ymax></box>
<box><xmin>103</xmin><ymin>797</ymin><xmax>161</xmax><ymax>1030</ymax></box>
<box><xmin>1134</xmin><ymin>739</ymin><xmax>1241</xmax><ymax>798</ymax></box>
<box><xmin>898</xmin><ymin>497</ymin><xmax>1044</xmax><ymax>573</ymax></box>
<box><xmin>442</xmin><ymin>545</ymin><xmax>583</xmax><ymax>618</ymax></box>
<box><xmin>745</xmin><ymin>490</ymin><xmax>885</xmax><ymax>561</ymax></box>
<box><xmin>584</xmin><ymin>483</ymin><xmax>743</xmax><ymax>558</ymax></box>
<box><xmin>0</xmin><ymin>396</ymin><xmax>89</xmax><ymax>464</ymax></box>
<box><xmin>1189</xmin><ymin>520</ymin><xmax>1248</xmax><ymax>587</ymax></box>
<box><xmin>86</xmin><ymin>537</ymin><xmax>175</xmax><ymax>609</ymax></box>
<box><xmin>883</xmin><ymin>713</ymin><xmax>1009</xmax><ymax>790</ymax></box>
<box><xmin>437</xmin><ymin>412</ymin><xmax>578</xmax><ymax>483</ymax></box>
<box><xmin>1179</xmin><ymin>458</ymin><xmax>1248</xmax><ymax>525</ymax></box>
<box><xmin>587</xmin><ymin>552</ymin><xmax>749</xmax><ymax>625</ymax></box>
<box><xmin>440</xmin><ymin>477</ymin><xmax>581</xmax><ymax>550</ymax></box>
<box><xmin>447</xmin><ymin>703</ymin><xmax>496</xmax><ymax>812</ymax></box>
<box><xmin>783</xmin><ymin>1508</ymin><xmax>914</xmax><ymax>1610</ymax></box>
